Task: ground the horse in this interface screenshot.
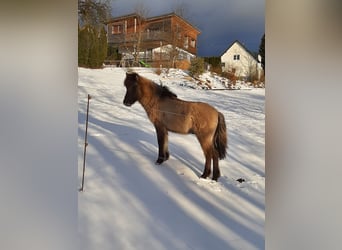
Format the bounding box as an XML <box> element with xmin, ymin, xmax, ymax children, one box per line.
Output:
<box><xmin>123</xmin><ymin>72</ymin><xmax>227</xmax><ymax>181</ymax></box>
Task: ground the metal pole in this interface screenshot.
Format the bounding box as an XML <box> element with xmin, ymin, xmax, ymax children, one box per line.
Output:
<box><xmin>79</xmin><ymin>94</ymin><xmax>91</xmax><ymax>192</ymax></box>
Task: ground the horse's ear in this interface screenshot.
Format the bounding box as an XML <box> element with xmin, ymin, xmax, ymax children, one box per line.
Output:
<box><xmin>135</xmin><ymin>74</ymin><xmax>139</xmax><ymax>81</ymax></box>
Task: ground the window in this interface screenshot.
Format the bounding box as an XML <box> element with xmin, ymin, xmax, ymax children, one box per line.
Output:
<box><xmin>233</xmin><ymin>54</ymin><xmax>240</xmax><ymax>60</ymax></box>
<box><xmin>184</xmin><ymin>36</ymin><xmax>189</xmax><ymax>49</ymax></box>
<box><xmin>190</xmin><ymin>39</ymin><xmax>196</xmax><ymax>48</ymax></box>
<box><xmin>111</xmin><ymin>24</ymin><xmax>122</xmax><ymax>34</ymax></box>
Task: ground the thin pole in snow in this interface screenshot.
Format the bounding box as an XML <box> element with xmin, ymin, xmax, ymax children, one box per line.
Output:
<box><xmin>79</xmin><ymin>94</ymin><xmax>91</xmax><ymax>192</ymax></box>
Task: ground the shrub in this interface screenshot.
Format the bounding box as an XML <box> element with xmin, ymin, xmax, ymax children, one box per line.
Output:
<box><xmin>189</xmin><ymin>57</ymin><xmax>205</xmax><ymax>77</ymax></box>
<box><xmin>154</xmin><ymin>67</ymin><xmax>162</xmax><ymax>75</ymax></box>
<box><xmin>221</xmin><ymin>69</ymin><xmax>237</xmax><ymax>84</ymax></box>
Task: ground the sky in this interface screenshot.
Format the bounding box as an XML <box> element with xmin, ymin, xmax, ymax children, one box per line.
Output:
<box><xmin>110</xmin><ymin>0</ymin><xmax>265</xmax><ymax>57</ymax></box>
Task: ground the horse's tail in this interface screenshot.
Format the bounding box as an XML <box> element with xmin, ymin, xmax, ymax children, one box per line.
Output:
<box><xmin>214</xmin><ymin>112</ymin><xmax>228</xmax><ymax>159</ymax></box>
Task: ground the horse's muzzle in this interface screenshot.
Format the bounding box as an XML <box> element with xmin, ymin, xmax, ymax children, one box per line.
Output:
<box><xmin>123</xmin><ymin>101</ymin><xmax>132</xmax><ymax>107</ymax></box>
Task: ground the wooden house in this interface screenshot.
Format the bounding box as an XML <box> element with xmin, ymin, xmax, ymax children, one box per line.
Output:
<box><xmin>106</xmin><ymin>12</ymin><xmax>200</xmax><ymax>67</ymax></box>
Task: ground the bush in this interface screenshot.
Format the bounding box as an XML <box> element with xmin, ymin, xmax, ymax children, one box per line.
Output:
<box><xmin>189</xmin><ymin>57</ymin><xmax>205</xmax><ymax>77</ymax></box>
<box><xmin>221</xmin><ymin>69</ymin><xmax>237</xmax><ymax>83</ymax></box>
<box><xmin>154</xmin><ymin>67</ymin><xmax>162</xmax><ymax>75</ymax></box>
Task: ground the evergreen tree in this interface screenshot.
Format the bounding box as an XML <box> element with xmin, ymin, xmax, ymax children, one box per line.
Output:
<box><xmin>203</xmin><ymin>57</ymin><xmax>221</xmax><ymax>68</ymax></box>
<box><xmin>98</xmin><ymin>27</ymin><xmax>108</xmax><ymax>65</ymax></box>
<box><xmin>107</xmin><ymin>45</ymin><xmax>120</xmax><ymax>60</ymax></box>
<box><xmin>78</xmin><ymin>26</ymin><xmax>91</xmax><ymax>67</ymax></box>
<box><xmin>189</xmin><ymin>57</ymin><xmax>205</xmax><ymax>77</ymax></box>
<box><xmin>87</xmin><ymin>27</ymin><xmax>100</xmax><ymax>68</ymax></box>
<box><xmin>78</xmin><ymin>0</ymin><xmax>111</xmax><ymax>68</ymax></box>
<box><xmin>258</xmin><ymin>34</ymin><xmax>265</xmax><ymax>72</ymax></box>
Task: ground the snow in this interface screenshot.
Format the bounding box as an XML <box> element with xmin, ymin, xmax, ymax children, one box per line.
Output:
<box><xmin>78</xmin><ymin>67</ymin><xmax>265</xmax><ymax>250</ymax></box>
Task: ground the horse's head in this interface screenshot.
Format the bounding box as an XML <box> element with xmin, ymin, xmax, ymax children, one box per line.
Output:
<box><xmin>123</xmin><ymin>72</ymin><xmax>139</xmax><ymax>106</ymax></box>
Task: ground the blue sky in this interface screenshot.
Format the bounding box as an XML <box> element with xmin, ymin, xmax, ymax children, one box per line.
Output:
<box><xmin>110</xmin><ymin>0</ymin><xmax>264</xmax><ymax>57</ymax></box>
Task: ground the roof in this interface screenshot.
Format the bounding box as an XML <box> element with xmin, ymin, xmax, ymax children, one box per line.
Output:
<box><xmin>221</xmin><ymin>40</ymin><xmax>257</xmax><ymax>60</ymax></box>
<box><xmin>147</xmin><ymin>12</ymin><xmax>201</xmax><ymax>33</ymax></box>
<box><xmin>105</xmin><ymin>13</ymin><xmax>143</xmax><ymax>24</ymax></box>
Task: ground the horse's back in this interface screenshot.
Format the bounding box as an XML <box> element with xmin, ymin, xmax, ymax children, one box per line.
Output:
<box><xmin>191</xmin><ymin>101</ymin><xmax>219</xmax><ymax>130</ymax></box>
<box><xmin>158</xmin><ymin>99</ymin><xmax>219</xmax><ymax>134</ymax></box>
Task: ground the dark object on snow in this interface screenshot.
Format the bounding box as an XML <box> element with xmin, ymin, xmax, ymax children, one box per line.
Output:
<box><xmin>123</xmin><ymin>72</ymin><xmax>228</xmax><ymax>181</ymax></box>
<box><xmin>236</xmin><ymin>178</ymin><xmax>246</xmax><ymax>183</ymax></box>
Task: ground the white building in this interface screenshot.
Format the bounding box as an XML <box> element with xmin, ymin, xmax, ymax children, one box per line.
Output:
<box><xmin>221</xmin><ymin>40</ymin><xmax>263</xmax><ymax>80</ymax></box>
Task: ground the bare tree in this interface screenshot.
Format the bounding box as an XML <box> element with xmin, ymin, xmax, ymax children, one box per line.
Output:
<box><xmin>78</xmin><ymin>0</ymin><xmax>112</xmax><ymax>29</ymax></box>
<box><xmin>132</xmin><ymin>2</ymin><xmax>149</xmax><ymax>65</ymax></box>
<box><xmin>166</xmin><ymin>19</ymin><xmax>194</xmax><ymax>69</ymax></box>
<box><xmin>173</xmin><ymin>1</ymin><xmax>190</xmax><ymax>20</ymax></box>
<box><xmin>157</xmin><ymin>2</ymin><xmax>193</xmax><ymax>69</ymax></box>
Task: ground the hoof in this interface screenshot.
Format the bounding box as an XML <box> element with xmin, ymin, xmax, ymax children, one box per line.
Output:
<box><xmin>155</xmin><ymin>157</ymin><xmax>167</xmax><ymax>165</ymax></box>
<box><xmin>212</xmin><ymin>177</ymin><xmax>219</xmax><ymax>182</ymax></box>
<box><xmin>155</xmin><ymin>158</ymin><xmax>164</xmax><ymax>165</ymax></box>
<box><xmin>155</xmin><ymin>152</ymin><xmax>169</xmax><ymax>165</ymax></box>
<box><xmin>212</xmin><ymin>174</ymin><xmax>220</xmax><ymax>182</ymax></box>
<box><xmin>200</xmin><ymin>174</ymin><xmax>209</xmax><ymax>179</ymax></box>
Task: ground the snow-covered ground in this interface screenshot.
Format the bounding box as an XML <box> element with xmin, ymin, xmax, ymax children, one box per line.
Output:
<box><xmin>78</xmin><ymin>67</ymin><xmax>265</xmax><ymax>250</ymax></box>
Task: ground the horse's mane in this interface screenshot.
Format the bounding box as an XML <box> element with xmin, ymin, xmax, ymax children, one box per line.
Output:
<box><xmin>155</xmin><ymin>83</ymin><xmax>177</xmax><ymax>99</ymax></box>
<box><xmin>126</xmin><ymin>71</ymin><xmax>177</xmax><ymax>99</ymax></box>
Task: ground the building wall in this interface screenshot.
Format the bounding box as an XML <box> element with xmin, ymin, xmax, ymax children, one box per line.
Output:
<box><xmin>106</xmin><ymin>13</ymin><xmax>199</xmax><ymax>61</ymax></box>
<box><xmin>221</xmin><ymin>42</ymin><xmax>261</xmax><ymax>79</ymax></box>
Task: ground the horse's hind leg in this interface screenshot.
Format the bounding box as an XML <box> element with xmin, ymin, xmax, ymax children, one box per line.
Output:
<box><xmin>155</xmin><ymin>125</ymin><xmax>169</xmax><ymax>164</ymax></box>
<box><xmin>200</xmin><ymin>151</ymin><xmax>212</xmax><ymax>179</ymax></box>
<box><xmin>197</xmin><ymin>135</ymin><xmax>213</xmax><ymax>179</ymax></box>
<box><xmin>212</xmin><ymin>155</ymin><xmax>220</xmax><ymax>181</ymax></box>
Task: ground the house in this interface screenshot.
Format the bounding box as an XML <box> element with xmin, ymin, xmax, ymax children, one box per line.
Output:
<box><xmin>105</xmin><ymin>12</ymin><xmax>200</xmax><ymax>67</ymax></box>
<box><xmin>221</xmin><ymin>40</ymin><xmax>263</xmax><ymax>80</ymax></box>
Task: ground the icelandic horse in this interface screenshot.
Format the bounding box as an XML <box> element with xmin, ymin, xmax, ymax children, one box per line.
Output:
<box><xmin>123</xmin><ymin>72</ymin><xmax>227</xmax><ymax>181</ymax></box>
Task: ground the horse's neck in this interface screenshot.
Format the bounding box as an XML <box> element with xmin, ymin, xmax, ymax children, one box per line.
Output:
<box><xmin>139</xmin><ymin>83</ymin><xmax>157</xmax><ymax>113</ymax></box>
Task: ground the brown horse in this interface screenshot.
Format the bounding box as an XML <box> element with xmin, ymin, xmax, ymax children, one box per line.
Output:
<box><xmin>123</xmin><ymin>72</ymin><xmax>227</xmax><ymax>181</ymax></box>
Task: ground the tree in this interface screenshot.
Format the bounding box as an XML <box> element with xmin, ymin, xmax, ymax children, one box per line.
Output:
<box><xmin>203</xmin><ymin>57</ymin><xmax>222</xmax><ymax>74</ymax></box>
<box><xmin>78</xmin><ymin>26</ymin><xmax>91</xmax><ymax>67</ymax></box>
<box><xmin>173</xmin><ymin>2</ymin><xmax>190</xmax><ymax>20</ymax></box>
<box><xmin>189</xmin><ymin>57</ymin><xmax>205</xmax><ymax>77</ymax></box>
<box><xmin>87</xmin><ymin>27</ymin><xmax>100</xmax><ymax>68</ymax></box>
<box><xmin>78</xmin><ymin>25</ymin><xmax>107</xmax><ymax>68</ymax></box>
<box><xmin>78</xmin><ymin>0</ymin><xmax>112</xmax><ymax>68</ymax></box>
<box><xmin>166</xmin><ymin>3</ymin><xmax>192</xmax><ymax>69</ymax></box>
<box><xmin>78</xmin><ymin>0</ymin><xmax>112</xmax><ymax>28</ymax></box>
<box><xmin>98</xmin><ymin>26</ymin><xmax>108</xmax><ymax>64</ymax></box>
<box><xmin>258</xmin><ymin>34</ymin><xmax>265</xmax><ymax>72</ymax></box>
<box><xmin>132</xmin><ymin>2</ymin><xmax>149</xmax><ymax>65</ymax></box>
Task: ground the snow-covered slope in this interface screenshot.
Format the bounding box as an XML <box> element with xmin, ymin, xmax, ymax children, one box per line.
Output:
<box><xmin>78</xmin><ymin>67</ymin><xmax>265</xmax><ymax>250</ymax></box>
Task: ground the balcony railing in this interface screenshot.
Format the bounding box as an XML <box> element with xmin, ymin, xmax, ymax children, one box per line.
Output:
<box><xmin>107</xmin><ymin>31</ymin><xmax>197</xmax><ymax>55</ymax></box>
<box><xmin>108</xmin><ymin>31</ymin><xmax>175</xmax><ymax>44</ymax></box>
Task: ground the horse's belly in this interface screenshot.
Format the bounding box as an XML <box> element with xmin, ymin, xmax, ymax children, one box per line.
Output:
<box><xmin>162</xmin><ymin>114</ymin><xmax>192</xmax><ymax>134</ymax></box>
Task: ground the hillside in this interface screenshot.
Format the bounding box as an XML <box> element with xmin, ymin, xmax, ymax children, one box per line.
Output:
<box><xmin>78</xmin><ymin>67</ymin><xmax>265</xmax><ymax>250</ymax></box>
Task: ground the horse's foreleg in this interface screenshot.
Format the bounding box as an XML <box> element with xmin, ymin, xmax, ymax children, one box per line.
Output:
<box><xmin>155</xmin><ymin>125</ymin><xmax>169</xmax><ymax>164</ymax></box>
